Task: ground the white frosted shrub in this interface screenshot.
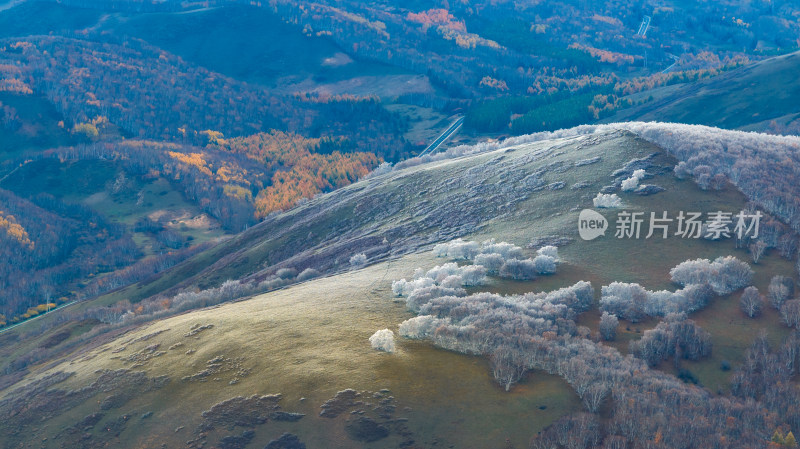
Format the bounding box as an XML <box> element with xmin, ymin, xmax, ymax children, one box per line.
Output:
<box><xmin>670</xmin><ymin>256</ymin><xmax>753</xmax><ymax>295</ymax></box>
<box><xmin>536</xmin><ymin>245</ymin><xmax>559</xmax><ymax>260</ymax></box>
<box><xmin>406</xmin><ymin>286</ymin><xmax>466</xmax><ymax>312</ymax></box>
<box><xmin>432</xmin><ymin>239</ymin><xmax>480</xmax><ymax>260</ymax></box>
<box><xmin>621</xmin><ymin>169</ymin><xmax>646</xmax><ymax>191</ymax></box>
<box><xmin>499</xmin><ymin>258</ymin><xmax>538</xmax><ymax>280</ymax></box>
<box><xmin>593</xmin><ymin>193</ymin><xmax>623</xmax><ymax>208</ymax></box>
<box><xmin>276</xmin><ymin>268</ymin><xmax>297</xmax><ymax>279</ymax></box>
<box><xmin>369</xmin><ymin>329</ymin><xmax>396</xmax><ymax>353</ymax></box>
<box><xmin>440</xmin><ymin>275</ymin><xmax>464</xmax><ymax>289</ymax></box>
<box><xmin>480</xmin><ymin>240</ymin><xmax>524</xmax><ymax>260</ymax></box>
<box><xmin>399</xmin><ymin>315</ymin><xmax>448</xmax><ymax>339</ymax></box>
<box><xmin>392</xmin><ymin>277</ymin><xmax>435</xmax><ymax>296</ymax></box>
<box><xmin>474</xmin><ymin>253</ymin><xmax>505</xmax><ymax>274</ymax></box>
<box><xmin>425</xmin><ymin>263</ymin><xmax>462</xmax><ymax>283</ymax></box>
<box><xmin>350</xmin><ymin>253</ymin><xmax>367</xmax><ymax>267</ymax></box>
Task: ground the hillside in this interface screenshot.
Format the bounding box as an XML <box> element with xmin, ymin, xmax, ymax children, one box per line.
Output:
<box><xmin>2</xmin><ymin>125</ymin><xmax>799</xmax><ymax>448</ymax></box>
<box><xmin>605</xmin><ymin>51</ymin><xmax>800</xmax><ymax>132</ymax></box>
<box><xmin>1</xmin><ymin>1</ymin><xmax>800</xmax><ymax>446</ymax></box>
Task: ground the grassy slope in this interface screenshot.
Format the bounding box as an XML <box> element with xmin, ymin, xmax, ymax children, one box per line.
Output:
<box><xmin>606</xmin><ymin>51</ymin><xmax>800</xmax><ymax>130</ymax></box>
<box><xmin>2</xmin><ymin>129</ymin><xmax>796</xmax><ymax>448</ymax></box>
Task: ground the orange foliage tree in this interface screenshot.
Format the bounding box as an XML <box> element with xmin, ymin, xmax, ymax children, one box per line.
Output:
<box><xmin>0</xmin><ymin>211</ymin><xmax>34</xmax><ymax>249</ymax></box>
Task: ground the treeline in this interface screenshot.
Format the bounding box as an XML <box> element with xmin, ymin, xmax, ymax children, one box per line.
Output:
<box><xmin>393</xmin><ymin>240</ymin><xmax>792</xmax><ymax>448</ymax></box>
<box><xmin>627</xmin><ymin>123</ymin><xmax>800</xmax><ymax>234</ymax></box>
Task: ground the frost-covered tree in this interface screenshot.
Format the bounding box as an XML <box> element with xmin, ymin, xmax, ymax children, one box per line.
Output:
<box><xmin>739</xmin><ymin>286</ymin><xmax>763</xmax><ymax>318</ymax></box>
<box><xmin>569</xmin><ymin>281</ymin><xmax>595</xmax><ymax>312</ymax></box>
<box><xmin>406</xmin><ymin>286</ymin><xmax>465</xmax><ymax>312</ymax></box>
<box><xmin>600</xmin><ymin>282</ymin><xmax>649</xmax><ymax>322</ymax></box>
<box><xmin>499</xmin><ymin>258</ymin><xmax>538</xmax><ymax>280</ymax></box>
<box><xmin>392</xmin><ymin>277</ymin><xmax>434</xmax><ymax>296</ymax></box>
<box><xmin>480</xmin><ymin>239</ymin><xmax>524</xmax><ymax>260</ymax></box>
<box><xmin>460</xmin><ymin>265</ymin><xmax>488</xmax><ymax>286</ymax></box>
<box><xmin>670</xmin><ymin>256</ymin><xmax>753</xmax><ymax>295</ymax></box>
<box><xmin>668</xmin><ymin>259</ymin><xmax>712</xmax><ymax>286</ymax></box>
<box><xmin>532</xmin><ymin>255</ymin><xmax>557</xmax><ymax>275</ymax></box>
<box><xmin>473</xmin><ymin>253</ymin><xmax>505</xmax><ymax>274</ymax></box>
<box><xmin>676</xmin><ymin>283</ymin><xmax>715</xmax><ymax>312</ymax></box>
<box><xmin>599</xmin><ymin>312</ymin><xmax>618</xmax><ymax>341</ymax></box>
<box><xmin>398</xmin><ymin>315</ymin><xmax>448</xmax><ymax>339</ymax></box>
<box><xmin>392</xmin><ymin>262</ymin><xmax>489</xmax><ymax>311</ymax></box>
<box><xmin>433</xmin><ymin>239</ymin><xmax>528</xmax><ymax>266</ymax></box>
<box><xmin>601</xmin><ymin>280</ymin><xmax>714</xmax><ymax>321</ymax></box>
<box><xmin>275</xmin><ymin>267</ymin><xmax>297</xmax><ymax>279</ymax></box>
<box><xmin>748</xmin><ymin>240</ymin><xmax>767</xmax><ymax>264</ymax></box>
<box><xmin>363</xmin><ymin>161</ymin><xmax>393</xmax><ymax>179</ymax></box>
<box><xmin>712</xmin><ymin>256</ymin><xmax>755</xmax><ymax>294</ymax></box>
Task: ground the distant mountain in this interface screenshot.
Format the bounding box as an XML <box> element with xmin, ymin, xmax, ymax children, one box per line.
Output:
<box><xmin>606</xmin><ymin>51</ymin><xmax>800</xmax><ymax>132</ymax></box>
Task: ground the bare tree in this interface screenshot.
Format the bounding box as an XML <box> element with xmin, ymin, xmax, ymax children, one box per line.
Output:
<box><xmin>582</xmin><ymin>383</ymin><xmax>609</xmax><ymax>413</ymax></box>
<box><xmin>749</xmin><ymin>240</ymin><xmax>768</xmax><ymax>264</ymax></box>
<box><xmin>630</xmin><ymin>314</ymin><xmax>711</xmax><ymax>366</ymax></box>
<box><xmin>781</xmin><ymin>300</ymin><xmax>800</xmax><ymax>328</ymax></box>
<box><xmin>769</xmin><ymin>275</ymin><xmax>795</xmax><ymax>310</ymax></box>
<box><xmin>601</xmin><ymin>435</ymin><xmax>628</xmax><ymax>449</ymax></box>
<box><xmin>490</xmin><ymin>347</ymin><xmax>526</xmax><ymax>392</ymax></box>
<box><xmin>739</xmin><ymin>286</ymin><xmax>764</xmax><ymax>318</ymax></box>
<box><xmin>776</xmin><ymin>234</ymin><xmax>798</xmax><ymax>259</ymax></box>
